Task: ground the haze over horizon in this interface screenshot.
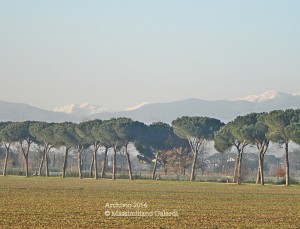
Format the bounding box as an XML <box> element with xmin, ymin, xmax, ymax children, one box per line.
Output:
<box><xmin>1</xmin><ymin>1</ymin><xmax>299</xmax><ymax>110</ymax></box>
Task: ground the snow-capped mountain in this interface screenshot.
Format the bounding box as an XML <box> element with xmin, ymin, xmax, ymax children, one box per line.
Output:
<box><xmin>52</xmin><ymin>103</ymin><xmax>111</xmax><ymax>117</ymax></box>
<box><xmin>235</xmin><ymin>90</ymin><xmax>295</xmax><ymax>103</ymax></box>
<box><xmin>125</xmin><ymin>102</ymin><xmax>150</xmax><ymax>111</ymax></box>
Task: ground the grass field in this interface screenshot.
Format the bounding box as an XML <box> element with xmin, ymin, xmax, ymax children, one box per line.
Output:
<box><xmin>1</xmin><ymin>177</ymin><xmax>300</xmax><ymax>228</ymax></box>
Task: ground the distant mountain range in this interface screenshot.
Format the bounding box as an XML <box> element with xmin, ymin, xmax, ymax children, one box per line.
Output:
<box><xmin>1</xmin><ymin>90</ymin><xmax>300</xmax><ymax>123</ymax></box>
<box><xmin>0</xmin><ymin>100</ymin><xmax>75</xmax><ymax>122</ymax></box>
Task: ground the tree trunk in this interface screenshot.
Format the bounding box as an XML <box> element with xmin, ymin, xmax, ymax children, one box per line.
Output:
<box><xmin>44</xmin><ymin>145</ymin><xmax>52</xmax><ymax>177</ymax></box>
<box><xmin>78</xmin><ymin>149</ymin><xmax>82</xmax><ymax>179</ymax></box>
<box><xmin>233</xmin><ymin>153</ymin><xmax>240</xmax><ymax>183</ymax></box>
<box><xmin>20</xmin><ymin>141</ymin><xmax>31</xmax><ymax>177</ymax></box>
<box><xmin>125</xmin><ymin>145</ymin><xmax>133</xmax><ymax>180</ymax></box>
<box><xmin>38</xmin><ymin>144</ymin><xmax>52</xmax><ymax>177</ymax></box>
<box><xmin>260</xmin><ymin>155</ymin><xmax>264</xmax><ymax>185</ymax></box>
<box><xmin>256</xmin><ymin>149</ymin><xmax>262</xmax><ymax>184</ymax></box>
<box><xmin>256</xmin><ymin>166</ymin><xmax>261</xmax><ymax>184</ymax></box>
<box><xmin>237</xmin><ymin>150</ymin><xmax>243</xmax><ymax>185</ymax></box>
<box><xmin>89</xmin><ymin>142</ymin><xmax>101</xmax><ymax>179</ymax></box>
<box><xmin>89</xmin><ymin>156</ymin><xmax>94</xmax><ymax>178</ymax></box>
<box><xmin>3</xmin><ymin>144</ymin><xmax>10</xmax><ymax>176</ymax></box>
<box><xmin>25</xmin><ymin>154</ymin><xmax>29</xmax><ymax>177</ymax></box>
<box><xmin>112</xmin><ymin>146</ymin><xmax>117</xmax><ymax>180</ymax></box>
<box><xmin>152</xmin><ymin>151</ymin><xmax>159</xmax><ymax>180</ymax></box>
<box><xmin>76</xmin><ymin>145</ymin><xmax>84</xmax><ymax>179</ymax></box>
<box><xmin>285</xmin><ymin>142</ymin><xmax>290</xmax><ymax>186</ymax></box>
<box><xmin>233</xmin><ymin>142</ymin><xmax>247</xmax><ymax>185</ymax></box>
<box><xmin>38</xmin><ymin>150</ymin><xmax>46</xmax><ymax>176</ymax></box>
<box><xmin>45</xmin><ymin>152</ymin><xmax>49</xmax><ymax>177</ymax></box>
<box><xmin>93</xmin><ymin>148</ymin><xmax>98</xmax><ymax>179</ymax></box>
<box><xmin>26</xmin><ymin>143</ymin><xmax>31</xmax><ymax>177</ymax></box>
<box><xmin>256</xmin><ymin>141</ymin><xmax>268</xmax><ymax>185</ymax></box>
<box><xmin>101</xmin><ymin>147</ymin><xmax>108</xmax><ymax>178</ymax></box>
<box><xmin>19</xmin><ymin>141</ymin><xmax>31</xmax><ymax>177</ymax></box>
<box><xmin>256</xmin><ymin>154</ymin><xmax>265</xmax><ymax>185</ymax></box>
<box><xmin>221</xmin><ymin>153</ymin><xmax>225</xmax><ymax>175</ymax></box>
<box><xmin>190</xmin><ymin>151</ymin><xmax>198</xmax><ymax>182</ymax></box>
<box><xmin>62</xmin><ymin>147</ymin><xmax>69</xmax><ymax>178</ymax></box>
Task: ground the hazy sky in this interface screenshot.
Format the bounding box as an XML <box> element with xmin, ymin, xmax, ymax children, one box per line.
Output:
<box><xmin>1</xmin><ymin>1</ymin><xmax>299</xmax><ymax>110</ymax></box>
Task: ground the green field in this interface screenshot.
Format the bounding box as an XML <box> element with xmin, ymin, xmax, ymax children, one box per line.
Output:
<box><xmin>1</xmin><ymin>177</ymin><xmax>300</xmax><ymax>228</ymax></box>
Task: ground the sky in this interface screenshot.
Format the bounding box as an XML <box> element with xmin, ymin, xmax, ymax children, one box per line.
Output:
<box><xmin>1</xmin><ymin>1</ymin><xmax>300</xmax><ymax>110</ymax></box>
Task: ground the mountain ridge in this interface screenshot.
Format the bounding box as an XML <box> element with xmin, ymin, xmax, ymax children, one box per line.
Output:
<box><xmin>0</xmin><ymin>100</ymin><xmax>76</xmax><ymax>122</ymax></box>
<box><xmin>1</xmin><ymin>90</ymin><xmax>300</xmax><ymax>123</ymax></box>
